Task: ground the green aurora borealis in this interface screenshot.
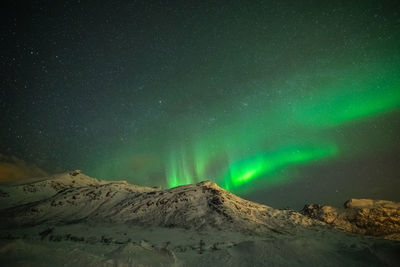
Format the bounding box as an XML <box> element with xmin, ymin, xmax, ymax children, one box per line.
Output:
<box><xmin>2</xmin><ymin>1</ymin><xmax>400</xmax><ymax>207</ymax></box>
<box><xmin>164</xmin><ymin>62</ymin><xmax>400</xmax><ymax>193</ymax></box>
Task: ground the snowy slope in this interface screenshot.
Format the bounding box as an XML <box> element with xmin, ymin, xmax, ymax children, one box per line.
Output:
<box><xmin>0</xmin><ymin>170</ymin><xmax>107</xmax><ymax>209</ymax></box>
<box><xmin>1</xmin><ymin>171</ymin><xmax>400</xmax><ymax>266</ymax></box>
<box><xmin>1</xmin><ymin>171</ymin><xmax>399</xmax><ymax>240</ymax></box>
<box><xmin>1</xmin><ymin>178</ymin><xmax>316</xmax><ymax>235</ymax></box>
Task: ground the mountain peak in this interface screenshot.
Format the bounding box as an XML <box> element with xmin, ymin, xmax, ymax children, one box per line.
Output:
<box><xmin>1</xmin><ymin>172</ymin><xmax>399</xmax><ymax>240</ymax></box>
<box><xmin>0</xmin><ymin>172</ymin><xmax>314</xmax><ymax>234</ymax></box>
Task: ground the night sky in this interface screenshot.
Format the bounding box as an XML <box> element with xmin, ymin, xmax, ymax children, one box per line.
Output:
<box><xmin>1</xmin><ymin>1</ymin><xmax>400</xmax><ymax>209</ymax></box>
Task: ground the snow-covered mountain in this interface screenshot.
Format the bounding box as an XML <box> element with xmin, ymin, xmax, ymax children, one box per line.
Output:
<box><xmin>1</xmin><ymin>170</ymin><xmax>399</xmax><ymax>240</ymax></box>
<box><xmin>1</xmin><ymin>171</ymin><xmax>399</xmax><ymax>266</ymax></box>
<box><xmin>1</xmin><ymin>171</ymin><xmax>316</xmax><ymax>234</ymax></box>
<box><xmin>0</xmin><ymin>170</ymin><xmax>158</xmax><ymax>209</ymax></box>
<box><xmin>0</xmin><ymin>170</ymin><xmax>106</xmax><ymax>209</ymax></box>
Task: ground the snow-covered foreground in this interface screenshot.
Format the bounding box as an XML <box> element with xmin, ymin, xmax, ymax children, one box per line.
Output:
<box><xmin>0</xmin><ymin>224</ymin><xmax>400</xmax><ymax>266</ymax></box>
<box><xmin>0</xmin><ymin>171</ymin><xmax>399</xmax><ymax>266</ymax></box>
<box><xmin>1</xmin><ymin>223</ymin><xmax>399</xmax><ymax>266</ymax></box>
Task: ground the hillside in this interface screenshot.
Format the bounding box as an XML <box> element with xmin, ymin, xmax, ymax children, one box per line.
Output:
<box><xmin>1</xmin><ymin>172</ymin><xmax>315</xmax><ymax>234</ymax></box>
<box><xmin>1</xmin><ymin>171</ymin><xmax>399</xmax><ymax>266</ymax></box>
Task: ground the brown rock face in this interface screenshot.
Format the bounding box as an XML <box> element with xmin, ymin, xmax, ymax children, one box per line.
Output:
<box><xmin>302</xmin><ymin>198</ymin><xmax>400</xmax><ymax>240</ymax></box>
<box><xmin>302</xmin><ymin>204</ymin><xmax>338</xmax><ymax>224</ymax></box>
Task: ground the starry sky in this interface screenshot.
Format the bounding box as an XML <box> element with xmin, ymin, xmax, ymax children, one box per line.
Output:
<box><xmin>1</xmin><ymin>0</ymin><xmax>400</xmax><ymax>209</ymax></box>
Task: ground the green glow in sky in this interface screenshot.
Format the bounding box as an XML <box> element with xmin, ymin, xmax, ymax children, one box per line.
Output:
<box><xmin>5</xmin><ymin>1</ymin><xmax>399</xmax><ymax>206</ymax></box>
<box><xmin>166</xmin><ymin>149</ymin><xmax>196</xmax><ymax>188</ymax></box>
<box><xmin>295</xmin><ymin>65</ymin><xmax>400</xmax><ymax>127</ymax></box>
<box><xmin>222</xmin><ymin>145</ymin><xmax>338</xmax><ymax>192</ymax></box>
<box><xmin>165</xmin><ymin>63</ymin><xmax>400</xmax><ymax>190</ymax></box>
<box><xmin>83</xmin><ymin>6</ymin><xmax>400</xmax><ymax>195</ymax></box>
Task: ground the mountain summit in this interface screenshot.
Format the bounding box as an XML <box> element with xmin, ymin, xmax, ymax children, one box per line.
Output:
<box><xmin>1</xmin><ymin>171</ymin><xmax>399</xmax><ymax>240</ymax></box>
<box><xmin>1</xmin><ymin>172</ymin><xmax>315</xmax><ymax>234</ymax></box>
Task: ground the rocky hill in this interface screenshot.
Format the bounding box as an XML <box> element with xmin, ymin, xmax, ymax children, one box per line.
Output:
<box><xmin>0</xmin><ymin>172</ymin><xmax>315</xmax><ymax>234</ymax></box>
<box><xmin>1</xmin><ymin>171</ymin><xmax>399</xmax><ymax>240</ymax></box>
<box><xmin>302</xmin><ymin>198</ymin><xmax>400</xmax><ymax>240</ymax></box>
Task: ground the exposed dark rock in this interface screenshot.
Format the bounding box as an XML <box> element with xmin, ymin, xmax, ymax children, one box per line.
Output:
<box><xmin>0</xmin><ymin>190</ymin><xmax>9</xmax><ymax>198</ymax></box>
<box><xmin>69</xmin><ymin>170</ymin><xmax>81</xmax><ymax>176</ymax></box>
<box><xmin>39</xmin><ymin>227</ymin><xmax>54</xmax><ymax>240</ymax></box>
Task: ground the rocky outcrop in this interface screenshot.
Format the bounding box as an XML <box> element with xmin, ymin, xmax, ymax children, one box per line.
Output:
<box><xmin>302</xmin><ymin>198</ymin><xmax>400</xmax><ymax>240</ymax></box>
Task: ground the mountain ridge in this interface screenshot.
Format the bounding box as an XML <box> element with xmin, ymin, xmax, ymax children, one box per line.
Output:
<box><xmin>1</xmin><ymin>171</ymin><xmax>399</xmax><ymax>240</ymax></box>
